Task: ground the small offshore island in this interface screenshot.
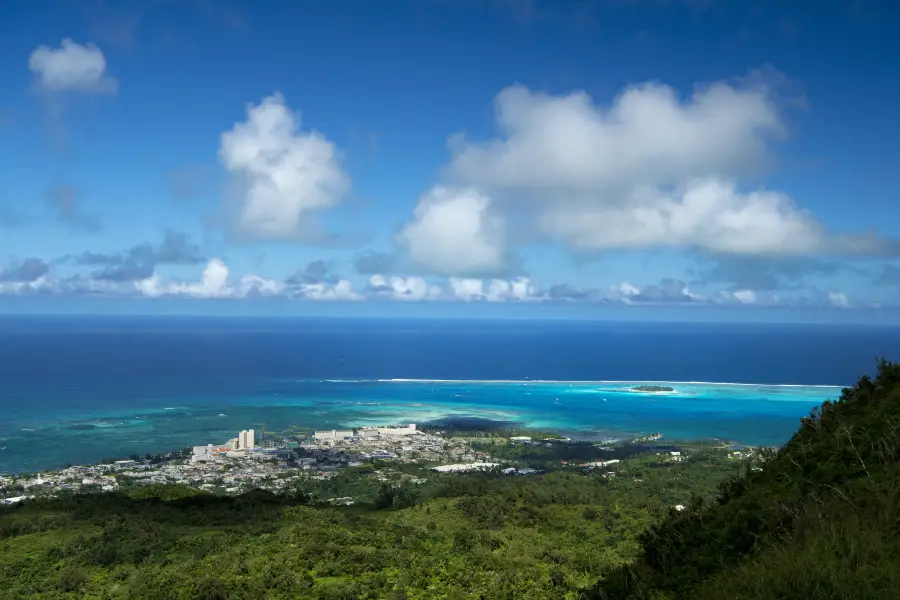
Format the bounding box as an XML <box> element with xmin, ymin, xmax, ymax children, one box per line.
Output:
<box><xmin>631</xmin><ymin>385</ymin><xmax>676</xmax><ymax>393</ymax></box>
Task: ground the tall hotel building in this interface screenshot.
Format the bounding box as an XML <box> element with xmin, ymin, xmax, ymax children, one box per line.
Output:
<box><xmin>238</xmin><ymin>429</ymin><xmax>256</xmax><ymax>449</ymax></box>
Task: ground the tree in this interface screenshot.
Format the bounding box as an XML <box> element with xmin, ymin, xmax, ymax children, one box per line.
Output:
<box><xmin>196</xmin><ymin>578</ymin><xmax>230</xmax><ymax>600</ymax></box>
<box><xmin>58</xmin><ymin>567</ymin><xmax>88</xmax><ymax>592</ymax></box>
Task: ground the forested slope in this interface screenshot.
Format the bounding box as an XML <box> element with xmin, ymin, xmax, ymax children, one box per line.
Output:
<box><xmin>0</xmin><ymin>451</ymin><xmax>738</xmax><ymax>599</ymax></box>
<box><xmin>593</xmin><ymin>359</ymin><xmax>900</xmax><ymax>600</ymax></box>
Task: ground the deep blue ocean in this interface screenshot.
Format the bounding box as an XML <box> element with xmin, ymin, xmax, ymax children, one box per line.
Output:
<box><xmin>1</xmin><ymin>315</ymin><xmax>899</xmax><ymax>475</ymax></box>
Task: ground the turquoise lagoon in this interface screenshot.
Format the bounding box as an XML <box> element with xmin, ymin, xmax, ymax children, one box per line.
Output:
<box><xmin>0</xmin><ymin>378</ymin><xmax>845</xmax><ymax>474</ymax></box>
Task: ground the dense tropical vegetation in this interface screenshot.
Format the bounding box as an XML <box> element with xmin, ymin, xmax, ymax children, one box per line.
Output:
<box><xmin>1</xmin><ymin>446</ymin><xmax>741</xmax><ymax>598</ymax></box>
<box><xmin>2</xmin><ymin>360</ymin><xmax>897</xmax><ymax>599</ymax></box>
<box><xmin>592</xmin><ymin>359</ymin><xmax>900</xmax><ymax>599</ymax></box>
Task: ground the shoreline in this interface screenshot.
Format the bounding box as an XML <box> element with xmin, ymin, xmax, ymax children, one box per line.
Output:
<box><xmin>1</xmin><ymin>420</ymin><xmax>754</xmax><ymax>478</ymax></box>
<box><xmin>2</xmin><ymin>380</ymin><xmax>837</xmax><ymax>475</ymax></box>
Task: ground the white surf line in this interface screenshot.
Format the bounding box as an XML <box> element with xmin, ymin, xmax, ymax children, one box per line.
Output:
<box><xmin>377</xmin><ymin>378</ymin><xmax>846</xmax><ymax>389</ymax></box>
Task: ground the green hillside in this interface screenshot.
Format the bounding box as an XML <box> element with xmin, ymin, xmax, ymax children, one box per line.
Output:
<box><xmin>0</xmin><ymin>451</ymin><xmax>740</xmax><ymax>599</ymax></box>
<box><xmin>592</xmin><ymin>359</ymin><xmax>900</xmax><ymax>599</ymax></box>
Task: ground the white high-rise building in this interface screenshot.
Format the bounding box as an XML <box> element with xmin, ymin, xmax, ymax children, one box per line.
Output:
<box><xmin>238</xmin><ymin>429</ymin><xmax>256</xmax><ymax>449</ymax></box>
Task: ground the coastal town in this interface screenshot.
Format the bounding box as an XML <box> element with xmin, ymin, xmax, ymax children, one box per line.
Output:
<box><xmin>0</xmin><ymin>423</ymin><xmax>530</xmax><ymax>505</ymax></box>
<box><xmin>0</xmin><ymin>423</ymin><xmax>756</xmax><ymax>506</ymax></box>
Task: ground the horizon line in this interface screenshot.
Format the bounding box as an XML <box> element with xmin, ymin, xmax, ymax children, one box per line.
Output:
<box><xmin>0</xmin><ymin>312</ymin><xmax>896</xmax><ymax>327</ymax></box>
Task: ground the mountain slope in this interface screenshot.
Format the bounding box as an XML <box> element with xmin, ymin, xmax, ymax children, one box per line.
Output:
<box><xmin>593</xmin><ymin>359</ymin><xmax>900</xmax><ymax>600</ymax></box>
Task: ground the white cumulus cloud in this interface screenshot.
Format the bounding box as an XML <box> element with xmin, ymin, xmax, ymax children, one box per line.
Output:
<box><xmin>615</xmin><ymin>282</ymin><xmax>641</xmax><ymax>299</ymax></box>
<box><xmin>449</xmin><ymin>277</ymin><xmax>538</xmax><ymax>302</ymax></box>
<box><xmin>539</xmin><ymin>178</ymin><xmax>837</xmax><ymax>255</ymax></box>
<box><xmin>0</xmin><ymin>258</ymin><xmax>872</xmax><ymax>310</ymax></box>
<box><xmin>827</xmin><ymin>290</ymin><xmax>850</xmax><ymax>308</ymax></box>
<box><xmin>396</xmin><ymin>186</ymin><xmax>506</xmax><ymax>276</ymax></box>
<box><xmin>0</xmin><ymin>276</ymin><xmax>52</xmax><ymax>295</ymax></box>
<box><xmin>449</xmin><ymin>79</ymin><xmax>782</xmax><ymax>194</ymax></box>
<box><xmin>219</xmin><ymin>93</ymin><xmax>350</xmax><ymax>240</ymax></box>
<box><xmin>136</xmin><ymin>259</ymin><xmax>232</xmax><ymax>298</ymax></box>
<box><xmin>400</xmin><ymin>68</ymin><xmax>896</xmax><ymax>275</ymax></box>
<box><xmin>609</xmin><ymin>279</ymin><xmax>704</xmax><ymax>304</ymax></box>
<box><xmin>134</xmin><ymin>260</ymin><xmax>360</xmax><ymax>301</ymax></box>
<box><xmin>730</xmin><ymin>289</ymin><xmax>758</xmax><ymax>304</ymax></box>
<box><xmin>235</xmin><ymin>274</ymin><xmax>287</xmax><ymax>298</ymax></box>
<box><xmin>28</xmin><ymin>38</ymin><xmax>117</xmax><ymax>93</ymax></box>
<box><xmin>366</xmin><ymin>275</ymin><xmax>443</xmax><ymax>301</ymax></box>
<box><xmin>290</xmin><ymin>279</ymin><xmax>360</xmax><ymax>301</ymax></box>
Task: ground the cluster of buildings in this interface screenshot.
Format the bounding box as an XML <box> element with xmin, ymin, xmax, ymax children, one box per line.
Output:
<box><xmin>2</xmin><ymin>423</ymin><xmax>721</xmax><ymax>507</ymax></box>
<box><xmin>306</xmin><ymin>424</ymin><xmax>493</xmax><ymax>466</ymax></box>
<box><xmin>0</xmin><ymin>423</ymin><xmax>489</xmax><ymax>504</ymax></box>
<box><xmin>0</xmin><ymin>465</ymin><xmax>120</xmax><ymax>504</ymax></box>
<box><xmin>218</xmin><ymin>428</ymin><xmax>256</xmax><ymax>451</ymax></box>
<box><xmin>191</xmin><ymin>429</ymin><xmax>260</xmax><ymax>463</ymax></box>
<box><xmin>307</xmin><ymin>424</ymin><xmax>480</xmax><ymax>463</ymax></box>
<box><xmin>0</xmin><ymin>475</ymin><xmax>22</xmax><ymax>505</ymax></box>
<box><xmin>313</xmin><ymin>424</ymin><xmax>418</xmax><ymax>443</ymax></box>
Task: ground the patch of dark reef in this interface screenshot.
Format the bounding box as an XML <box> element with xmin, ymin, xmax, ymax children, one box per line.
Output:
<box><xmin>421</xmin><ymin>416</ymin><xmax>518</xmax><ymax>432</ymax></box>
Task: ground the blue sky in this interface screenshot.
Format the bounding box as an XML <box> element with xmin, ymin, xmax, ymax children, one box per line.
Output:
<box><xmin>1</xmin><ymin>0</ymin><xmax>899</xmax><ymax>319</ymax></box>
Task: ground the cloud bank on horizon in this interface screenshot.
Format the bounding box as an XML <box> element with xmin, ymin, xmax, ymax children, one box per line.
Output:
<box><xmin>1</xmin><ymin>1</ymin><xmax>899</xmax><ymax>314</ymax></box>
